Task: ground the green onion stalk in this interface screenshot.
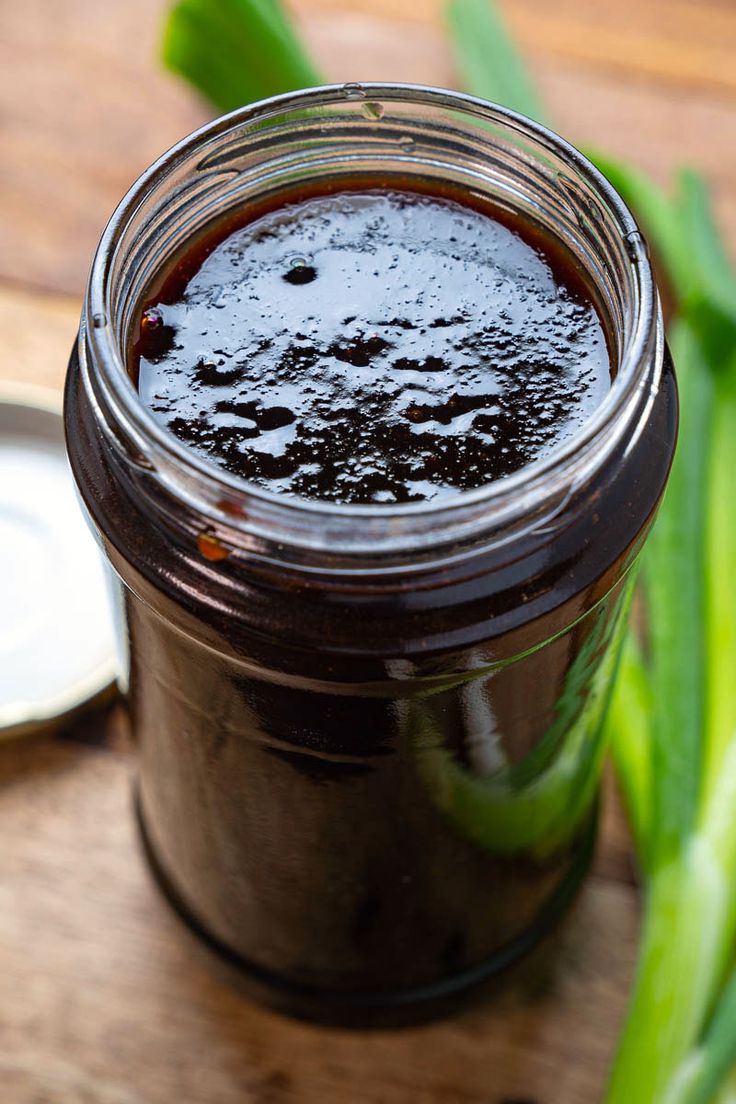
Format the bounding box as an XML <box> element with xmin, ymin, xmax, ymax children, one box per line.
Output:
<box><xmin>160</xmin><ymin>2</ymin><xmax>736</xmax><ymax>1097</ymax></box>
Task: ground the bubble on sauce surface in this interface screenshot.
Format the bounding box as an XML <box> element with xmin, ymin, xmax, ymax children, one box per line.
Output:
<box><xmin>134</xmin><ymin>190</ymin><xmax>611</xmax><ymax>505</ymax></box>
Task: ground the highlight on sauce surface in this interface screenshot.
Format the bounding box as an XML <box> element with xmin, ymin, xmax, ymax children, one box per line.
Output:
<box><xmin>133</xmin><ymin>185</ymin><xmax>612</xmax><ymax>504</ymax></box>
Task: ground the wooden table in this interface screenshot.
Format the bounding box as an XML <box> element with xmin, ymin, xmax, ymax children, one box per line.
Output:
<box><xmin>0</xmin><ymin>2</ymin><xmax>733</xmax><ymax>1100</ymax></box>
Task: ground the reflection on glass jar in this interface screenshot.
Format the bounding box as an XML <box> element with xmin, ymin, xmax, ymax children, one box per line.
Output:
<box><xmin>413</xmin><ymin>581</ymin><xmax>632</xmax><ymax>861</ymax></box>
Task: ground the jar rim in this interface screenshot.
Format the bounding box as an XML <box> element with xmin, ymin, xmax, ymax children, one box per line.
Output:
<box><xmin>82</xmin><ymin>82</ymin><xmax>660</xmax><ymax>559</ymax></box>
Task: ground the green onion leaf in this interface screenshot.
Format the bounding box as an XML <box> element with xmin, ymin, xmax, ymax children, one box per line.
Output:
<box><xmin>701</xmin><ymin>350</ymin><xmax>736</xmax><ymax>816</ymax></box>
<box><xmin>162</xmin><ymin>0</ymin><xmax>323</xmax><ymax>114</ymax></box>
<box><xmin>641</xmin><ymin>319</ymin><xmax>712</xmax><ymax>868</ymax></box>
<box><xmin>445</xmin><ymin>0</ymin><xmax>547</xmax><ymax>124</ymax></box>
<box><xmin>163</xmin><ymin>0</ymin><xmax>736</xmax><ymax>1093</ymax></box>
<box><xmin>678</xmin><ymin>170</ymin><xmax>736</xmax><ymax>309</ymax></box>
<box><xmin>676</xmin><ymin>170</ymin><xmax>736</xmax><ymax>368</ymax></box>
<box><xmin>667</xmin><ymin>965</ymin><xmax>736</xmax><ymax>1104</ymax></box>
<box><xmin>606</xmin><ymin>838</ymin><xmax>735</xmax><ymax>1104</ymax></box>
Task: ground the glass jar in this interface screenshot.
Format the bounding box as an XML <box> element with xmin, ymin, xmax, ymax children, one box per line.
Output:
<box><xmin>65</xmin><ymin>84</ymin><xmax>676</xmax><ymax>1023</ymax></box>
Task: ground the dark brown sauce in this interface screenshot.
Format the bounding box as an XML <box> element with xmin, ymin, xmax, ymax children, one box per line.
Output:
<box><xmin>132</xmin><ymin>183</ymin><xmax>612</xmax><ymax>504</ymax></box>
<box><xmin>67</xmin><ymin>175</ymin><xmax>676</xmax><ymax>1024</ymax></box>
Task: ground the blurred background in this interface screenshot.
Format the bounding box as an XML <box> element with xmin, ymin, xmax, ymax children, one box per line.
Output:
<box><xmin>0</xmin><ymin>2</ymin><xmax>733</xmax><ymax>1102</ymax></box>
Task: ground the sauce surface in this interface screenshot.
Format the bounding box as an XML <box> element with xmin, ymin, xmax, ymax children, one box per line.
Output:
<box><xmin>134</xmin><ymin>188</ymin><xmax>611</xmax><ymax>504</ymax></box>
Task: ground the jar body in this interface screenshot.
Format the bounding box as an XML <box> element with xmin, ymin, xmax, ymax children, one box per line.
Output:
<box><xmin>64</xmin><ymin>85</ymin><xmax>677</xmax><ymax>1021</ymax></box>
<box><xmin>66</xmin><ymin>342</ymin><xmax>675</xmax><ymax>1018</ymax></box>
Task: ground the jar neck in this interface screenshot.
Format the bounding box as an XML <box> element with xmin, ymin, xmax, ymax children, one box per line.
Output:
<box><xmin>79</xmin><ymin>83</ymin><xmax>661</xmax><ymax>575</ymax></box>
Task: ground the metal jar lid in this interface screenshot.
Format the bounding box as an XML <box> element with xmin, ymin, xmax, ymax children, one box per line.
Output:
<box><xmin>0</xmin><ymin>387</ymin><xmax>117</xmax><ymax>738</ymax></box>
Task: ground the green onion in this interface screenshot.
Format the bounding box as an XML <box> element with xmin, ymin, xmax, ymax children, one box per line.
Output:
<box><xmin>413</xmin><ymin>590</ymin><xmax>632</xmax><ymax>859</ymax></box>
<box><xmin>445</xmin><ymin>0</ymin><xmax>547</xmax><ymax>123</ymax></box>
<box><xmin>162</xmin><ymin>0</ymin><xmax>323</xmax><ymax>114</ymax></box>
<box><xmin>607</xmin><ymin>631</ymin><xmax>652</xmax><ymax>868</ymax></box>
<box><xmin>640</xmin><ymin>319</ymin><xmax>712</xmax><ymax>870</ymax></box>
<box><xmin>674</xmin><ymin>996</ymin><xmax>736</xmax><ymax>1104</ymax></box>
<box><xmin>604</xmin><ymin>321</ymin><xmax>721</xmax><ymax>1103</ymax></box>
